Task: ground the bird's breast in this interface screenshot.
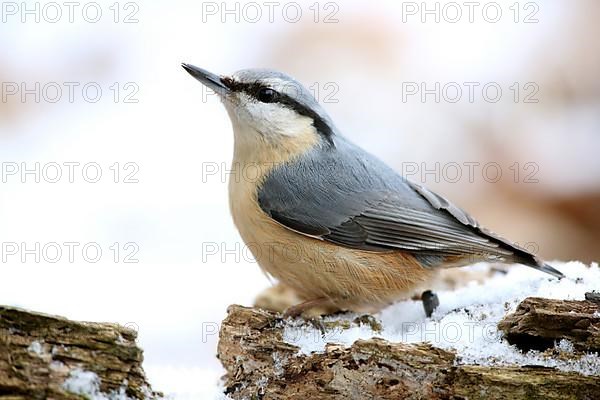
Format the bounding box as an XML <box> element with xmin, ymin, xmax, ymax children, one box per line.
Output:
<box><xmin>227</xmin><ymin>161</ymin><xmax>432</xmax><ymax>310</ymax></box>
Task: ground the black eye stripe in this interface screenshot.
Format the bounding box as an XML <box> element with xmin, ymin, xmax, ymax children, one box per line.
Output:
<box><xmin>224</xmin><ymin>80</ymin><xmax>334</xmax><ymax>140</ymax></box>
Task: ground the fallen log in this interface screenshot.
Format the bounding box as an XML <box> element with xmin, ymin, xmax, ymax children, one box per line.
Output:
<box><xmin>0</xmin><ymin>305</ymin><xmax>161</xmax><ymax>399</ymax></box>
<box><xmin>218</xmin><ymin>304</ymin><xmax>600</xmax><ymax>400</ymax></box>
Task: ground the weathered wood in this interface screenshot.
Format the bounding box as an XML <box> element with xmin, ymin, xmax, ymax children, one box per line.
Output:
<box><xmin>498</xmin><ymin>296</ymin><xmax>600</xmax><ymax>352</ymax></box>
<box><xmin>0</xmin><ymin>305</ymin><xmax>161</xmax><ymax>399</ymax></box>
<box><xmin>218</xmin><ymin>304</ymin><xmax>600</xmax><ymax>400</ymax></box>
<box><xmin>585</xmin><ymin>291</ymin><xmax>600</xmax><ymax>304</ymax></box>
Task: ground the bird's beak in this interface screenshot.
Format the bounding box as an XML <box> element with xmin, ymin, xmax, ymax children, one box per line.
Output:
<box><xmin>181</xmin><ymin>63</ymin><xmax>230</xmax><ymax>95</ymax></box>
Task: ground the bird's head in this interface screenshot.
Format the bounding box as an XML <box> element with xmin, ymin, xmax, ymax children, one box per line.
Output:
<box><xmin>182</xmin><ymin>64</ymin><xmax>336</xmax><ymax>162</ymax></box>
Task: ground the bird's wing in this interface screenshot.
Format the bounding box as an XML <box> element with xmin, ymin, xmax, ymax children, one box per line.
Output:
<box><xmin>257</xmin><ymin>137</ymin><xmax>522</xmax><ymax>266</ymax></box>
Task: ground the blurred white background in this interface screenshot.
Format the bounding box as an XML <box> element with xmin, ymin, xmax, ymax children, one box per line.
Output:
<box><xmin>1</xmin><ymin>0</ymin><xmax>599</xmax><ymax>398</ymax></box>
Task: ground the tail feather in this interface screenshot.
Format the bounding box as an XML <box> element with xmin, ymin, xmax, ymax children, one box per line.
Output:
<box><xmin>516</xmin><ymin>256</ymin><xmax>564</xmax><ymax>279</ymax></box>
<box><xmin>532</xmin><ymin>261</ymin><xmax>564</xmax><ymax>279</ymax></box>
<box><xmin>470</xmin><ymin>225</ymin><xmax>564</xmax><ymax>279</ymax></box>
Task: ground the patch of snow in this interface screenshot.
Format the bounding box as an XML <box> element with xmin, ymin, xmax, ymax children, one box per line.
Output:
<box><xmin>256</xmin><ymin>376</ymin><xmax>269</xmax><ymax>390</ymax></box>
<box><xmin>50</xmin><ymin>360</ymin><xmax>67</xmax><ymax>372</ymax></box>
<box><xmin>27</xmin><ymin>340</ymin><xmax>44</xmax><ymax>356</ymax></box>
<box><xmin>272</xmin><ymin>352</ymin><xmax>287</xmax><ymax>377</ymax></box>
<box><xmin>62</xmin><ymin>369</ymin><xmax>140</xmax><ymax>400</ymax></box>
<box><xmin>63</xmin><ymin>369</ymin><xmax>104</xmax><ymax>398</ymax></box>
<box><xmin>557</xmin><ymin>339</ymin><xmax>575</xmax><ymax>353</ymax></box>
<box><xmin>283</xmin><ymin>261</ymin><xmax>600</xmax><ymax>375</ymax></box>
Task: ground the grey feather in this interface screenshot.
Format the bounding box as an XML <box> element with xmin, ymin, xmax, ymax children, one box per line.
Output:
<box><xmin>258</xmin><ymin>135</ymin><xmax>564</xmax><ymax>278</ymax></box>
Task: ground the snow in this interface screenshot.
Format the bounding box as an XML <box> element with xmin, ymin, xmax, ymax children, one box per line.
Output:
<box><xmin>62</xmin><ymin>369</ymin><xmax>153</xmax><ymax>400</ymax></box>
<box><xmin>63</xmin><ymin>369</ymin><xmax>123</xmax><ymax>400</ymax></box>
<box><xmin>27</xmin><ymin>341</ymin><xmax>44</xmax><ymax>356</ymax></box>
<box><xmin>272</xmin><ymin>352</ymin><xmax>288</xmax><ymax>377</ymax></box>
<box><xmin>282</xmin><ymin>261</ymin><xmax>600</xmax><ymax>376</ymax></box>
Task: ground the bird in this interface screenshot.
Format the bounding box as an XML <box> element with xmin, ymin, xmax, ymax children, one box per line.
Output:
<box><xmin>182</xmin><ymin>63</ymin><xmax>564</xmax><ymax>317</ymax></box>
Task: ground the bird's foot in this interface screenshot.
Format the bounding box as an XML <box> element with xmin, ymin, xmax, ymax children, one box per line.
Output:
<box><xmin>283</xmin><ymin>297</ymin><xmax>330</xmax><ymax>319</ymax></box>
<box><xmin>307</xmin><ymin>317</ymin><xmax>327</xmax><ymax>335</ymax></box>
<box><xmin>421</xmin><ymin>290</ymin><xmax>440</xmax><ymax>317</ymax></box>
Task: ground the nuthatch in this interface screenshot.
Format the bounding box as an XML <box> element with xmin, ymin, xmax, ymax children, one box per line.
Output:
<box><xmin>182</xmin><ymin>64</ymin><xmax>564</xmax><ymax>317</ymax></box>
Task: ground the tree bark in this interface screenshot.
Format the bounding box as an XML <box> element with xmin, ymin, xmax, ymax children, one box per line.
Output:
<box><xmin>498</xmin><ymin>296</ymin><xmax>600</xmax><ymax>352</ymax></box>
<box><xmin>0</xmin><ymin>305</ymin><xmax>161</xmax><ymax>399</ymax></box>
<box><xmin>218</xmin><ymin>303</ymin><xmax>600</xmax><ymax>400</ymax></box>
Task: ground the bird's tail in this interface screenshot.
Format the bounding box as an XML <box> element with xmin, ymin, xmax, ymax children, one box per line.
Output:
<box><xmin>514</xmin><ymin>255</ymin><xmax>564</xmax><ymax>279</ymax></box>
<box><xmin>469</xmin><ymin>224</ymin><xmax>565</xmax><ymax>279</ymax></box>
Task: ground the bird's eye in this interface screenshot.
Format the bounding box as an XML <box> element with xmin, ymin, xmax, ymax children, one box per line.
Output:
<box><xmin>257</xmin><ymin>87</ymin><xmax>277</xmax><ymax>103</ymax></box>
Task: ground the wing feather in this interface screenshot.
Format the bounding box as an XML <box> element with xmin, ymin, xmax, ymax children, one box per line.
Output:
<box><xmin>258</xmin><ymin>136</ymin><xmax>520</xmax><ymax>267</ymax></box>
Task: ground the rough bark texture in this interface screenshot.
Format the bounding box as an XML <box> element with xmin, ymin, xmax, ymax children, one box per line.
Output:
<box><xmin>0</xmin><ymin>305</ymin><xmax>161</xmax><ymax>399</ymax></box>
<box><xmin>498</xmin><ymin>296</ymin><xmax>600</xmax><ymax>352</ymax></box>
<box><xmin>218</xmin><ymin>304</ymin><xmax>600</xmax><ymax>400</ymax></box>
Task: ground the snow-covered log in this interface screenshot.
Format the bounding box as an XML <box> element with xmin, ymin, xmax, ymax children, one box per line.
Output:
<box><xmin>0</xmin><ymin>305</ymin><xmax>162</xmax><ymax>399</ymax></box>
<box><xmin>217</xmin><ymin>303</ymin><xmax>600</xmax><ymax>400</ymax></box>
